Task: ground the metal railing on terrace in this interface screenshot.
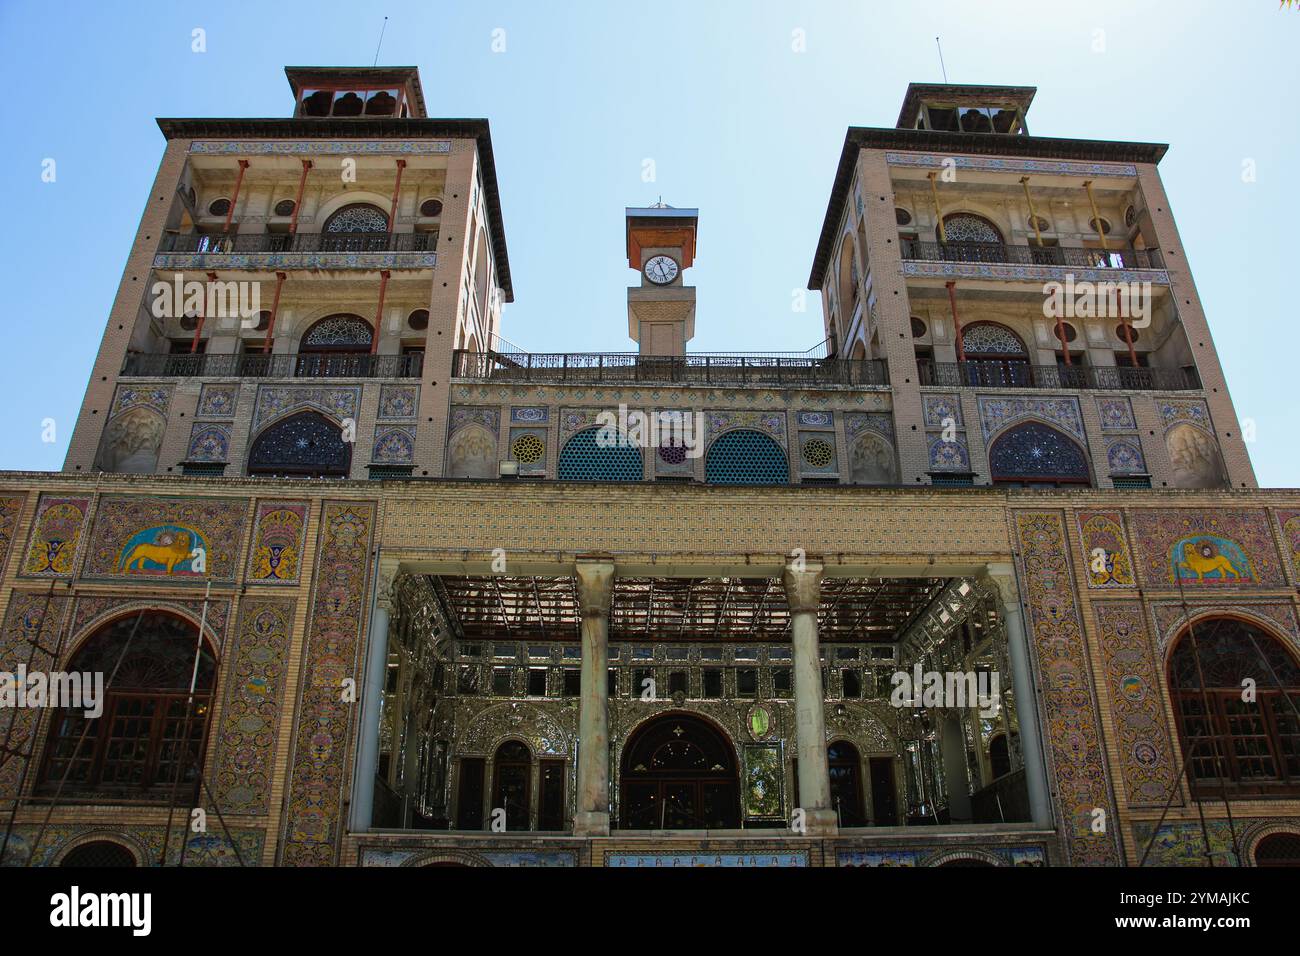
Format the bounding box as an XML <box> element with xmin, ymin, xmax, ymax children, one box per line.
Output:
<box><xmin>452</xmin><ymin>349</ymin><xmax>889</xmax><ymax>387</ymax></box>
<box><xmin>900</xmin><ymin>239</ymin><xmax>1164</xmax><ymax>271</ymax></box>
<box><xmin>121</xmin><ymin>351</ymin><xmax>424</xmax><ymax>379</ymax></box>
<box><xmin>917</xmin><ymin>359</ymin><xmax>1199</xmax><ymax>392</ymax></box>
<box><xmin>160</xmin><ymin>230</ymin><xmax>436</xmax><ymax>255</ymax></box>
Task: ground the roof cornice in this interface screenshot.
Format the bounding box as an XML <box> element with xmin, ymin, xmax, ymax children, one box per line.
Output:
<box><xmin>807</xmin><ymin>127</ymin><xmax>1169</xmax><ymax>289</ymax></box>
<box><xmin>156</xmin><ymin>117</ymin><xmax>514</xmax><ymax>301</ymax></box>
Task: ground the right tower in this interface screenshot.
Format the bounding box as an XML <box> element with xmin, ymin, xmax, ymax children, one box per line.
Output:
<box><xmin>809</xmin><ymin>82</ymin><xmax>1255</xmax><ymax>492</ymax></box>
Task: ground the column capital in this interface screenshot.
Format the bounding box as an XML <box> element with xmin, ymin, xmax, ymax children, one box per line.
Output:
<box><xmin>982</xmin><ymin>561</ymin><xmax>1021</xmax><ymax>610</ymax></box>
<box><xmin>781</xmin><ymin>557</ymin><xmax>825</xmax><ymax>615</ymax></box>
<box><xmin>375</xmin><ymin>560</ymin><xmax>401</xmax><ymax>612</ymax></box>
<box><xmin>575</xmin><ymin>556</ymin><xmax>615</xmax><ymax>616</ymax></box>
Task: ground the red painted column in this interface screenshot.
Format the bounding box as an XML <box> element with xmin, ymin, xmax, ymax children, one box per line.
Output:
<box><xmin>263</xmin><ymin>271</ymin><xmax>286</xmax><ymax>354</ymax></box>
<box><xmin>288</xmin><ymin>159</ymin><xmax>312</xmax><ymax>234</ymax></box>
<box><xmin>387</xmin><ymin>159</ymin><xmax>406</xmax><ymax>229</ymax></box>
<box><xmin>946</xmin><ymin>281</ymin><xmax>966</xmax><ymax>363</ymax></box>
<box><xmin>222</xmin><ymin>160</ymin><xmax>250</xmax><ymax>234</ymax></box>
<box><xmin>190</xmin><ymin>270</ymin><xmax>219</xmax><ymax>353</ymax></box>
<box><xmin>370</xmin><ymin>269</ymin><xmax>391</xmax><ymax>355</ymax></box>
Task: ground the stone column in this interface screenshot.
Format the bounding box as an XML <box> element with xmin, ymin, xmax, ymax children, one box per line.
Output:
<box><xmin>783</xmin><ymin>557</ymin><xmax>837</xmax><ymax>835</ymax></box>
<box><xmin>985</xmin><ymin>563</ymin><xmax>1052</xmax><ymax>827</ymax></box>
<box><xmin>574</xmin><ymin>557</ymin><xmax>615</xmax><ymax>836</ymax></box>
<box><xmin>350</xmin><ymin>566</ymin><xmax>395</xmax><ymax>831</ymax></box>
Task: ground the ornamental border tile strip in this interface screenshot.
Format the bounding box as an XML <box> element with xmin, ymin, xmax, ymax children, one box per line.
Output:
<box><xmin>189</xmin><ymin>140</ymin><xmax>452</xmax><ymax>156</ymax></box>
<box><xmin>901</xmin><ymin>260</ymin><xmax>1170</xmax><ymax>286</ymax></box>
<box><xmin>279</xmin><ymin>500</ymin><xmax>377</xmax><ymax>866</ymax></box>
<box><xmin>885</xmin><ymin>151</ymin><xmax>1138</xmax><ymax>178</ymax></box>
<box><xmin>154</xmin><ymin>252</ymin><xmax>438</xmax><ymax>271</ymax></box>
<box><xmin>1013</xmin><ymin>509</ymin><xmax>1123</xmax><ymax>865</ymax></box>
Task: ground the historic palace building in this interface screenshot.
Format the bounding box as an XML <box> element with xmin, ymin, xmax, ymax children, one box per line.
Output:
<box><xmin>1</xmin><ymin>68</ymin><xmax>1298</xmax><ymax>868</ymax></box>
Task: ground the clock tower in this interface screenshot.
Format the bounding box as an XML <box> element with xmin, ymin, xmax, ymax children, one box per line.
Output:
<box><xmin>626</xmin><ymin>202</ymin><xmax>698</xmax><ymax>356</ymax></box>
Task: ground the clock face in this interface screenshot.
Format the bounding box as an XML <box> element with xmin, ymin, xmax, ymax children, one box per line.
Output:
<box><xmin>644</xmin><ymin>255</ymin><xmax>679</xmax><ymax>285</ymax></box>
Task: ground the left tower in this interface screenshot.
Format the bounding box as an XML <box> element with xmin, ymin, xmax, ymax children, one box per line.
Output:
<box><xmin>63</xmin><ymin>66</ymin><xmax>512</xmax><ymax>481</ymax></box>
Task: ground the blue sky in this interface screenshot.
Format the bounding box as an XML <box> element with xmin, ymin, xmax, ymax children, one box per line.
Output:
<box><xmin>0</xmin><ymin>1</ymin><xmax>1295</xmax><ymax>485</ymax></box>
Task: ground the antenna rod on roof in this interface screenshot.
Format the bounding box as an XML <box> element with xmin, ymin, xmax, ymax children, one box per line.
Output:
<box><xmin>935</xmin><ymin>36</ymin><xmax>948</xmax><ymax>83</ymax></box>
<box><xmin>373</xmin><ymin>16</ymin><xmax>389</xmax><ymax>67</ymax></box>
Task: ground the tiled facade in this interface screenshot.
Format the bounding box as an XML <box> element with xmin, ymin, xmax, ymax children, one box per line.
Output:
<box><xmin>2</xmin><ymin>73</ymin><xmax>1295</xmax><ymax>868</ymax></box>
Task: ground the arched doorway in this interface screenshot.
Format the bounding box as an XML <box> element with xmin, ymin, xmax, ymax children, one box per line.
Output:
<box><xmin>620</xmin><ymin>713</ymin><xmax>740</xmax><ymax>829</ymax></box>
<box><xmin>39</xmin><ymin>611</ymin><xmax>216</xmax><ymax>802</ymax></box>
<box><xmin>248</xmin><ymin>410</ymin><xmax>352</xmax><ymax>478</ymax></box>
<box><xmin>491</xmin><ymin>740</ymin><xmax>531</xmax><ymax>831</ymax></box>
<box><xmin>1168</xmin><ymin>617</ymin><xmax>1300</xmax><ymax>797</ymax></box>
<box><xmin>828</xmin><ymin>741</ymin><xmax>866</xmax><ymax>826</ymax></box>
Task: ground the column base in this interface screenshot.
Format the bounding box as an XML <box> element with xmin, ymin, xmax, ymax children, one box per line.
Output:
<box><xmin>573</xmin><ymin>811</ymin><xmax>610</xmax><ymax>837</ymax></box>
<box><xmin>800</xmin><ymin>809</ymin><xmax>839</xmax><ymax>837</ymax></box>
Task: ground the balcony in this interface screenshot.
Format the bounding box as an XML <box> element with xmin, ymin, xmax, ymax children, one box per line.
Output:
<box><xmin>154</xmin><ymin>230</ymin><xmax>438</xmax><ymax>271</ymax></box>
<box><xmin>917</xmin><ymin>359</ymin><xmax>1199</xmax><ymax>392</ymax></box>
<box><xmin>121</xmin><ymin>351</ymin><xmax>424</xmax><ymax>379</ymax></box>
<box><xmin>452</xmin><ymin>350</ymin><xmax>890</xmax><ymax>388</ymax></box>
<box><xmin>900</xmin><ymin>239</ymin><xmax>1164</xmax><ymax>270</ymax></box>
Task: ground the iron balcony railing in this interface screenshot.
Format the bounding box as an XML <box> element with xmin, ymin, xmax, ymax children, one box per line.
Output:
<box><xmin>900</xmin><ymin>239</ymin><xmax>1164</xmax><ymax>271</ymax></box>
<box><xmin>160</xmin><ymin>230</ymin><xmax>437</xmax><ymax>255</ymax></box>
<box><xmin>452</xmin><ymin>350</ymin><xmax>889</xmax><ymax>387</ymax></box>
<box><xmin>917</xmin><ymin>359</ymin><xmax>1200</xmax><ymax>391</ymax></box>
<box><xmin>121</xmin><ymin>351</ymin><xmax>424</xmax><ymax>379</ymax></box>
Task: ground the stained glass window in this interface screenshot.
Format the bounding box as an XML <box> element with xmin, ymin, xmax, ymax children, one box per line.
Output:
<box><xmin>248</xmin><ymin>411</ymin><xmax>351</xmax><ymax>477</ymax></box>
<box><xmin>988</xmin><ymin>422</ymin><xmax>1089</xmax><ymax>484</ymax></box>
<box><xmin>942</xmin><ymin>212</ymin><xmax>1003</xmax><ymax>244</ymax></box>
<box><xmin>323</xmin><ymin>203</ymin><xmax>389</xmax><ymax>234</ymax></box>
<box><xmin>961</xmin><ymin>323</ymin><xmax>1026</xmax><ymax>355</ymax></box>
<box><xmin>301</xmin><ymin>314</ymin><xmax>373</xmax><ymax>349</ymax></box>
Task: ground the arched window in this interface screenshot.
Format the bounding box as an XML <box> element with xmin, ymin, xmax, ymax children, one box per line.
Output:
<box><xmin>705</xmin><ymin>430</ymin><xmax>789</xmax><ymax>485</ymax></box>
<box><xmin>941</xmin><ymin>212</ymin><xmax>1003</xmax><ymax>244</ymax></box>
<box><xmin>837</xmin><ymin>239</ymin><xmax>859</xmax><ymax>325</ymax></box>
<box><xmin>59</xmin><ymin>841</ymin><xmax>138</xmax><ymax>867</ymax></box>
<box><xmin>248</xmin><ymin>410</ymin><xmax>352</xmax><ymax>478</ymax></box>
<box><xmin>300</xmin><ymin>314</ymin><xmax>373</xmax><ymax>351</ymax></box>
<box><xmin>557</xmin><ymin>427</ymin><xmax>643</xmax><ymax>482</ymax></box>
<box><xmin>988</xmin><ymin>422</ymin><xmax>1090</xmax><ymax>487</ymax></box>
<box><xmin>1255</xmin><ymin>832</ymin><xmax>1300</xmax><ymax>867</ymax></box>
<box><xmin>1168</xmin><ymin>618</ymin><xmax>1300</xmax><ymax>797</ymax></box>
<box><xmin>321</xmin><ymin>203</ymin><xmax>389</xmax><ymax>252</ymax></box>
<box><xmin>491</xmin><ymin>741</ymin><xmax>531</xmax><ymax>831</ymax></box>
<box><xmin>828</xmin><ymin>741</ymin><xmax>866</xmax><ymax>826</ymax></box>
<box><xmin>39</xmin><ymin>611</ymin><xmax>215</xmax><ymax>802</ymax></box>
